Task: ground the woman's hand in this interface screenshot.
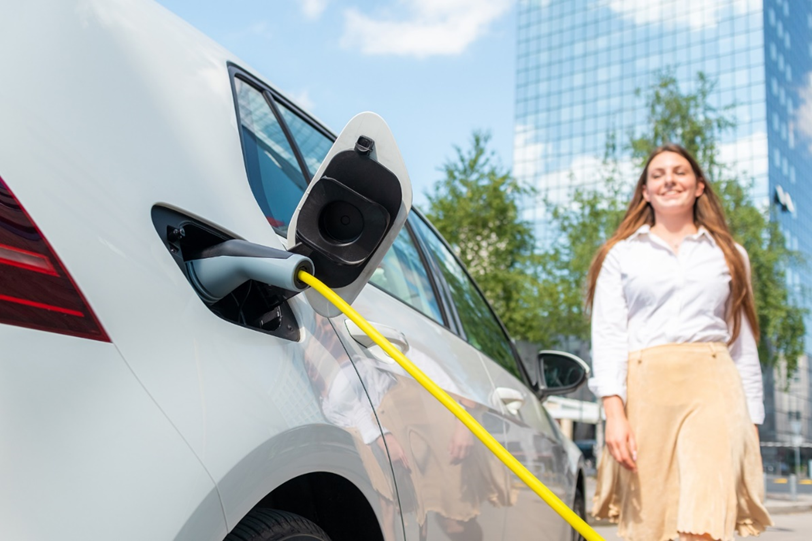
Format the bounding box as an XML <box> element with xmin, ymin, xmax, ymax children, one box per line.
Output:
<box><xmin>448</xmin><ymin>420</ymin><xmax>474</xmax><ymax>465</ymax></box>
<box><xmin>377</xmin><ymin>433</ymin><xmax>411</xmax><ymax>471</ymax></box>
<box><xmin>603</xmin><ymin>396</ymin><xmax>637</xmax><ymax>472</ymax></box>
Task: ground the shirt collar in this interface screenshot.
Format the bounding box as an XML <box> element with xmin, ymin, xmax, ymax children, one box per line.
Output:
<box><xmin>628</xmin><ymin>224</ymin><xmax>651</xmax><ymax>240</ymax></box>
<box><xmin>628</xmin><ymin>224</ymin><xmax>717</xmax><ymax>246</ymax></box>
<box><xmin>692</xmin><ymin>226</ymin><xmax>717</xmax><ymax>246</ymax></box>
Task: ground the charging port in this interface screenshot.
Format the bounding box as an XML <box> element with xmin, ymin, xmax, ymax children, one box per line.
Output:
<box><xmin>152</xmin><ymin>205</ymin><xmax>300</xmax><ymax>341</ymax></box>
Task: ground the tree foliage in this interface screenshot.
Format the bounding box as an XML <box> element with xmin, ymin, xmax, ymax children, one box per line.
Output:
<box><xmin>426</xmin><ymin>75</ymin><xmax>805</xmax><ymax>376</ymax></box>
<box><xmin>629</xmin><ymin>71</ymin><xmax>733</xmax><ymax>177</ymax></box>
<box><xmin>542</xmin><ymin>72</ymin><xmax>806</xmax><ymax>374</ymax></box>
<box><xmin>535</xmin><ymin>135</ymin><xmax>627</xmax><ymax>345</ymax></box>
<box><xmin>424</xmin><ymin>131</ymin><xmax>545</xmax><ymax>343</ymax></box>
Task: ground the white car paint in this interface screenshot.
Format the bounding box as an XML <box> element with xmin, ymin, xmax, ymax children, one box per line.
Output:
<box><xmin>0</xmin><ymin>1</ymin><xmax>586</xmax><ymax>539</ymax></box>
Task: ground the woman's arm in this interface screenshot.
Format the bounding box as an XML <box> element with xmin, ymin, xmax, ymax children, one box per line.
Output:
<box><xmin>730</xmin><ymin>245</ymin><xmax>765</xmax><ymax>425</ymax></box>
<box><xmin>590</xmin><ymin>248</ymin><xmax>637</xmax><ymax>471</ymax></box>
<box><xmin>589</xmin><ymin>248</ymin><xmax>631</xmax><ymax>403</ymax></box>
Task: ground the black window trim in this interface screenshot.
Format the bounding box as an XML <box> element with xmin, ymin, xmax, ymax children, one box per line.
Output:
<box><xmin>408</xmin><ymin>213</ymin><xmax>463</xmax><ymax>336</ymax></box>
<box><xmin>228</xmin><ymin>62</ymin><xmax>334</xmax><ymax>186</ymax></box>
<box><xmin>403</xmin><ymin>218</ymin><xmax>451</xmax><ymax>327</ymax></box>
<box><xmin>268</xmin><ymin>90</ymin><xmax>335</xmax><ymax>180</ymax></box>
<box><xmin>409</xmin><ymin>209</ymin><xmax>533</xmax><ymax>387</ymax></box>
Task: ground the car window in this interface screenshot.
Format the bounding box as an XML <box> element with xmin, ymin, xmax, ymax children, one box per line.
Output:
<box><xmin>411</xmin><ymin>215</ymin><xmax>519</xmax><ymax>376</ymax></box>
<box><xmin>234</xmin><ymin>78</ymin><xmax>307</xmax><ymax>236</ymax></box>
<box><xmin>276</xmin><ymin>102</ymin><xmax>333</xmax><ymax>179</ymax></box>
<box><xmin>369</xmin><ymin>226</ymin><xmax>444</xmax><ymax>324</ymax></box>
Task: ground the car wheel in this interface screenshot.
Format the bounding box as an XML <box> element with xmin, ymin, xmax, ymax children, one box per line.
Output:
<box><xmin>571</xmin><ymin>487</ymin><xmax>587</xmax><ymax>541</ymax></box>
<box><xmin>225</xmin><ymin>508</ymin><xmax>332</xmax><ymax>541</ymax></box>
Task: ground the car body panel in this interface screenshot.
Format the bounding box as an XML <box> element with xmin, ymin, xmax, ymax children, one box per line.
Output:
<box><xmin>0</xmin><ymin>0</ymin><xmax>400</xmax><ymax>538</ymax></box>
<box><xmin>0</xmin><ymin>326</ymin><xmax>225</xmax><ymax>541</ymax></box>
<box><xmin>478</xmin><ymin>357</ymin><xmax>574</xmax><ymax>539</ymax></box>
<box><xmin>0</xmin><ymin>1</ymin><xmax>584</xmax><ymax>539</ymax></box>
<box><xmin>334</xmin><ymin>282</ymin><xmax>510</xmax><ymax>540</ymax></box>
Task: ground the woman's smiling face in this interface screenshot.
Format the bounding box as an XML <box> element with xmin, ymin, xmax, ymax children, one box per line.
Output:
<box><xmin>643</xmin><ymin>150</ymin><xmax>705</xmax><ymax>218</ymax></box>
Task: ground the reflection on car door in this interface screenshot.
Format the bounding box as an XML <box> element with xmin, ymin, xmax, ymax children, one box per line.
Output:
<box><xmin>410</xmin><ymin>215</ymin><xmax>572</xmax><ymax>540</ymax></box>
<box><xmin>332</xmin><ymin>223</ymin><xmax>512</xmax><ymax>541</ymax></box>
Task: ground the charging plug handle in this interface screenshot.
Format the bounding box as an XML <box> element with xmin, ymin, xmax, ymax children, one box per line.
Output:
<box><xmin>186</xmin><ymin>240</ymin><xmax>314</xmax><ymax>303</ymax></box>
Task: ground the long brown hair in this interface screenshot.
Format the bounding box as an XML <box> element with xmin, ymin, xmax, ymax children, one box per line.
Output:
<box><xmin>585</xmin><ymin>143</ymin><xmax>759</xmax><ymax>344</ymax></box>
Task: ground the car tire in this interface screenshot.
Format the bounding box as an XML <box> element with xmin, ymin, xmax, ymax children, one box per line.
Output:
<box><xmin>571</xmin><ymin>487</ymin><xmax>587</xmax><ymax>541</ymax></box>
<box><xmin>225</xmin><ymin>508</ymin><xmax>332</xmax><ymax>541</ymax></box>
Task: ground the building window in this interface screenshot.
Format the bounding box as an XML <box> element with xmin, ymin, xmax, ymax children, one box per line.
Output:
<box><xmin>774</xmin><ymin>148</ymin><xmax>781</xmax><ymax>167</ymax></box>
<box><xmin>771</xmin><ymin>77</ymin><xmax>778</xmax><ymax>95</ymax></box>
<box><xmin>786</xmin><ymin>64</ymin><xmax>792</xmax><ymax>82</ymax></box>
<box><xmin>769</xmin><ymin>8</ymin><xmax>775</xmax><ymax>26</ymax></box>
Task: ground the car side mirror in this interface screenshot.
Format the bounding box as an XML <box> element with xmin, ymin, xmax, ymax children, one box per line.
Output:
<box><xmin>536</xmin><ymin>350</ymin><xmax>590</xmax><ymax>399</ymax></box>
<box><xmin>288</xmin><ymin>112</ymin><xmax>412</xmax><ymax>317</ymax></box>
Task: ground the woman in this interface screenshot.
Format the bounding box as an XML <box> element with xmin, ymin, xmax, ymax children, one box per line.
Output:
<box><xmin>589</xmin><ymin>144</ymin><xmax>773</xmax><ymax>540</ymax></box>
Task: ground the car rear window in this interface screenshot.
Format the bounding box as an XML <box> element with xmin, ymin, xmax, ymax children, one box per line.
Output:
<box><xmin>234</xmin><ymin>78</ymin><xmax>308</xmax><ymax>236</ymax></box>
<box><xmin>369</xmin><ymin>226</ymin><xmax>444</xmax><ymax>324</ymax></box>
<box><xmin>276</xmin><ymin>102</ymin><xmax>332</xmax><ymax>179</ymax></box>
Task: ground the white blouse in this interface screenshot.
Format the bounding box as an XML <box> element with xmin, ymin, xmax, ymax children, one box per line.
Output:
<box><xmin>589</xmin><ymin>224</ymin><xmax>765</xmax><ymax>424</ymax></box>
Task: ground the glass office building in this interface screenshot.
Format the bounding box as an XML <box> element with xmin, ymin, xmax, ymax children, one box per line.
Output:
<box><xmin>515</xmin><ymin>0</ymin><xmax>811</xmax><ymax>447</ymax></box>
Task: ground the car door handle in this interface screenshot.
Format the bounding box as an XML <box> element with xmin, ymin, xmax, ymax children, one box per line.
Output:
<box><xmin>493</xmin><ymin>387</ymin><xmax>525</xmax><ymax>415</ymax></box>
<box><xmin>345</xmin><ymin>319</ymin><xmax>409</xmax><ymax>357</ymax></box>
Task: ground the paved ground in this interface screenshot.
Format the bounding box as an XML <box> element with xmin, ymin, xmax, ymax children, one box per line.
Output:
<box><xmin>585</xmin><ymin>476</ymin><xmax>812</xmax><ymax>539</ymax></box>
<box><xmin>592</xmin><ymin>512</ymin><xmax>812</xmax><ymax>540</ymax></box>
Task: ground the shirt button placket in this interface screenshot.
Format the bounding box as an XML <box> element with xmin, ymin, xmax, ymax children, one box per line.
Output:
<box><xmin>674</xmin><ymin>247</ymin><xmax>685</xmax><ymax>343</ymax></box>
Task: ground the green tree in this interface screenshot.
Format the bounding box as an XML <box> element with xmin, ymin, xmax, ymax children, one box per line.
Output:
<box><xmin>543</xmin><ymin>72</ymin><xmax>806</xmax><ymax>373</ymax></box>
<box><xmin>425</xmin><ymin>131</ymin><xmax>544</xmax><ymax>343</ymax></box>
<box><xmin>535</xmin><ymin>135</ymin><xmax>627</xmax><ymax>345</ymax></box>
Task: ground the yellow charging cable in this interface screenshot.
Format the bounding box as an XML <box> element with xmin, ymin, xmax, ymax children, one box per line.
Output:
<box><xmin>298</xmin><ymin>270</ymin><xmax>605</xmax><ymax>541</ymax></box>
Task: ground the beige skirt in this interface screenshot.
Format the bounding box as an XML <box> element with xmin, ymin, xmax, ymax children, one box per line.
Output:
<box><xmin>592</xmin><ymin>343</ymin><xmax>773</xmax><ymax>541</ymax></box>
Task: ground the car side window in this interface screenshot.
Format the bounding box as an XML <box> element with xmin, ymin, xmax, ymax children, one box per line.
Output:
<box><xmin>276</xmin><ymin>102</ymin><xmax>332</xmax><ymax>179</ymax></box>
<box><xmin>234</xmin><ymin>78</ymin><xmax>307</xmax><ymax>236</ymax></box>
<box><xmin>369</xmin><ymin>226</ymin><xmax>444</xmax><ymax>325</ymax></box>
<box><xmin>411</xmin><ymin>216</ymin><xmax>520</xmax><ymax>376</ymax></box>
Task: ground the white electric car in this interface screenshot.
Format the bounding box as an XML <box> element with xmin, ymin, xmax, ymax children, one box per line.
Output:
<box><xmin>0</xmin><ymin>1</ymin><xmax>589</xmax><ymax>540</ymax></box>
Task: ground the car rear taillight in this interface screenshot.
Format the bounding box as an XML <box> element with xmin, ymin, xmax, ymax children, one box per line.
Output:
<box><xmin>0</xmin><ymin>177</ymin><xmax>109</xmax><ymax>341</ymax></box>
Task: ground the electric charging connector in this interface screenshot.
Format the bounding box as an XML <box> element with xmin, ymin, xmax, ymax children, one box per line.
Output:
<box><xmin>187</xmin><ymin>239</ymin><xmax>313</xmax><ymax>304</ymax></box>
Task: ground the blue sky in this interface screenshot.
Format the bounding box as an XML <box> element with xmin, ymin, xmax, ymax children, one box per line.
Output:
<box><xmin>155</xmin><ymin>0</ymin><xmax>518</xmax><ymax>209</ymax></box>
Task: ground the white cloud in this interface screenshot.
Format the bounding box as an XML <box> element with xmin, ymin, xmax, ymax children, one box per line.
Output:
<box><xmin>535</xmin><ymin>154</ymin><xmax>637</xmax><ymax>207</ymax></box>
<box><xmin>717</xmin><ymin>130</ymin><xmax>768</xmax><ymax>180</ymax></box>
<box><xmin>601</xmin><ymin>0</ymin><xmax>762</xmax><ymax>30</ymax></box>
<box><xmin>287</xmin><ymin>89</ymin><xmax>315</xmax><ymax>111</ymax></box>
<box><xmin>795</xmin><ymin>73</ymin><xmax>812</xmax><ymax>151</ymax></box>
<box><xmin>300</xmin><ymin>0</ymin><xmax>330</xmax><ymax>20</ymax></box>
<box><xmin>513</xmin><ymin>124</ymin><xmax>548</xmax><ymax>180</ymax></box>
<box><xmin>340</xmin><ymin>0</ymin><xmax>513</xmax><ymax>58</ymax></box>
